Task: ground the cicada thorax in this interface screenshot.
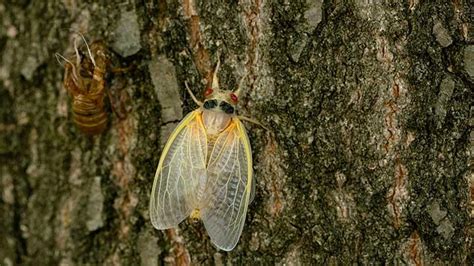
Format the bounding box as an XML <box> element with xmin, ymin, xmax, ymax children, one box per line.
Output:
<box><xmin>62</xmin><ymin>40</ymin><xmax>109</xmax><ymax>135</ymax></box>
<box><xmin>201</xmin><ymin>109</ymin><xmax>232</xmax><ymax>135</ymax></box>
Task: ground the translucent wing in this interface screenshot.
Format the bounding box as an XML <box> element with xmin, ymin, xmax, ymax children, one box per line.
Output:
<box><xmin>149</xmin><ymin>110</ymin><xmax>207</xmax><ymax>229</ymax></box>
<box><xmin>201</xmin><ymin>118</ymin><xmax>253</xmax><ymax>251</ymax></box>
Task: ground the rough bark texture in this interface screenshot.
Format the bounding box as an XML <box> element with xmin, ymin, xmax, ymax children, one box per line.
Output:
<box><xmin>1</xmin><ymin>0</ymin><xmax>472</xmax><ymax>265</ymax></box>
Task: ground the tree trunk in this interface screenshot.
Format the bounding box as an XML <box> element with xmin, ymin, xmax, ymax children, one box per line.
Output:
<box><xmin>1</xmin><ymin>0</ymin><xmax>472</xmax><ymax>264</ymax></box>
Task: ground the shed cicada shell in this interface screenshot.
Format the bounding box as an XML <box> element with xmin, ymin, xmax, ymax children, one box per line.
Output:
<box><xmin>56</xmin><ymin>33</ymin><xmax>118</xmax><ymax>135</ymax></box>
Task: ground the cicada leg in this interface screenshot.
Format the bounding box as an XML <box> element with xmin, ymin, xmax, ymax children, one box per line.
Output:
<box><xmin>237</xmin><ymin>115</ymin><xmax>269</xmax><ymax>131</ymax></box>
<box><xmin>185</xmin><ymin>82</ymin><xmax>203</xmax><ymax>107</ymax></box>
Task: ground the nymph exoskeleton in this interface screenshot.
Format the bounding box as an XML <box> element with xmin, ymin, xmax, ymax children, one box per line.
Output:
<box><xmin>56</xmin><ymin>34</ymin><xmax>109</xmax><ymax>135</ymax></box>
<box><xmin>149</xmin><ymin>58</ymin><xmax>258</xmax><ymax>251</ymax></box>
<box><xmin>57</xmin><ymin>33</ymin><xmax>132</xmax><ymax>135</ymax></box>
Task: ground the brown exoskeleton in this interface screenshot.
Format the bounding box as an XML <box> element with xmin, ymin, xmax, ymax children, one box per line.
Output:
<box><xmin>56</xmin><ymin>34</ymin><xmax>129</xmax><ymax>135</ymax></box>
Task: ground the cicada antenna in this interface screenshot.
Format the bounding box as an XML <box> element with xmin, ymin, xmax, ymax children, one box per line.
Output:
<box><xmin>185</xmin><ymin>81</ymin><xmax>203</xmax><ymax>106</ymax></box>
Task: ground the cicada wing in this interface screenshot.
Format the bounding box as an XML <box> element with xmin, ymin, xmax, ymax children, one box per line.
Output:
<box><xmin>201</xmin><ymin>118</ymin><xmax>253</xmax><ymax>251</ymax></box>
<box><xmin>149</xmin><ymin>110</ymin><xmax>207</xmax><ymax>229</ymax></box>
<box><xmin>249</xmin><ymin>167</ymin><xmax>256</xmax><ymax>204</ymax></box>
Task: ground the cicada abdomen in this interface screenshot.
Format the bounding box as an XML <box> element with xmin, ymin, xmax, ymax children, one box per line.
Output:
<box><xmin>57</xmin><ymin>35</ymin><xmax>109</xmax><ymax>135</ymax></box>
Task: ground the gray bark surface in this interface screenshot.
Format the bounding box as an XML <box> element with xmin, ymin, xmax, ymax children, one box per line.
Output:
<box><xmin>0</xmin><ymin>0</ymin><xmax>472</xmax><ymax>265</ymax></box>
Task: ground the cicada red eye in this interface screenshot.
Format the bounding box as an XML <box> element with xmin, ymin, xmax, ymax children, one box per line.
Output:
<box><xmin>204</xmin><ymin>88</ymin><xmax>213</xmax><ymax>97</ymax></box>
<box><xmin>230</xmin><ymin>93</ymin><xmax>238</xmax><ymax>103</ymax></box>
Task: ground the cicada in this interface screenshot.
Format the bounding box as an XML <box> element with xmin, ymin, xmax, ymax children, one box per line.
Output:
<box><xmin>149</xmin><ymin>59</ymin><xmax>256</xmax><ymax>251</ymax></box>
<box><xmin>56</xmin><ymin>34</ymin><xmax>109</xmax><ymax>135</ymax></box>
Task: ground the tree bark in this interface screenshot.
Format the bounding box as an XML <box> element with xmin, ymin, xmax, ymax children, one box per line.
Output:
<box><xmin>0</xmin><ymin>0</ymin><xmax>472</xmax><ymax>264</ymax></box>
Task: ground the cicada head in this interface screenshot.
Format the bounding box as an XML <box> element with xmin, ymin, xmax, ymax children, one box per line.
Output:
<box><xmin>201</xmin><ymin>58</ymin><xmax>244</xmax><ymax>135</ymax></box>
<box><xmin>202</xmin><ymin>58</ymin><xmax>242</xmax><ymax>114</ymax></box>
